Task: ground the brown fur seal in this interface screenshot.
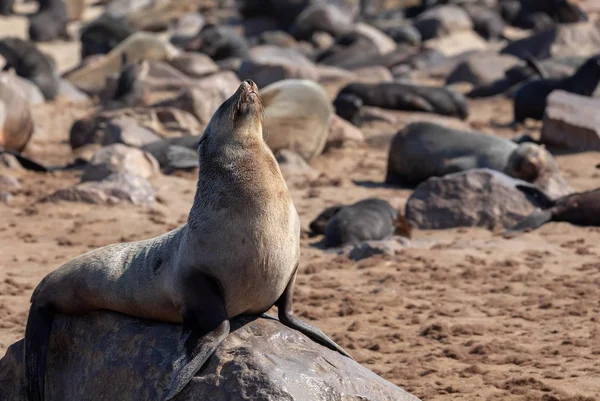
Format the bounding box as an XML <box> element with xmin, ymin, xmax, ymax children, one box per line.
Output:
<box><xmin>504</xmin><ymin>186</ymin><xmax>600</xmax><ymax>238</ymax></box>
<box><xmin>65</xmin><ymin>32</ymin><xmax>180</xmax><ymax>94</ymax></box>
<box><xmin>0</xmin><ymin>37</ymin><xmax>59</xmax><ymax>100</ymax></box>
<box><xmin>310</xmin><ymin>198</ymin><xmax>412</xmax><ymax>248</ymax></box>
<box><xmin>386</xmin><ymin>122</ymin><xmax>573</xmax><ymax>199</ymax></box>
<box><xmin>24</xmin><ymin>79</ymin><xmax>351</xmax><ymax>401</ymax></box>
<box><xmin>0</xmin><ymin>81</ymin><xmax>34</xmax><ymax>152</ymax></box>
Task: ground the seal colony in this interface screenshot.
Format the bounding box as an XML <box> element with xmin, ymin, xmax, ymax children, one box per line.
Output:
<box><xmin>23</xmin><ymin>80</ymin><xmax>351</xmax><ymax>401</ymax></box>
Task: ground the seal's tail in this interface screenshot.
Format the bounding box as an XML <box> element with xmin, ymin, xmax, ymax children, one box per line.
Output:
<box><xmin>24</xmin><ymin>301</ymin><xmax>55</xmax><ymax>401</ymax></box>
<box><xmin>503</xmin><ymin>210</ymin><xmax>553</xmax><ymax>239</ymax></box>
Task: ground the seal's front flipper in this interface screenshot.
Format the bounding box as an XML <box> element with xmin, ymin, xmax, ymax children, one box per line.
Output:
<box><xmin>503</xmin><ymin>210</ymin><xmax>553</xmax><ymax>239</ymax></box>
<box><xmin>276</xmin><ymin>269</ymin><xmax>353</xmax><ymax>360</ymax></box>
<box><xmin>24</xmin><ymin>301</ymin><xmax>55</xmax><ymax>401</ymax></box>
<box><xmin>163</xmin><ymin>274</ymin><xmax>230</xmax><ymax>401</ymax></box>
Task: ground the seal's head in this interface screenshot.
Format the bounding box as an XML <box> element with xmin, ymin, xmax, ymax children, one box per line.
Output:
<box><xmin>203</xmin><ymin>79</ymin><xmax>264</xmax><ymax>142</ymax></box>
<box><xmin>506</xmin><ymin>142</ymin><xmax>574</xmax><ymax>199</ymax></box>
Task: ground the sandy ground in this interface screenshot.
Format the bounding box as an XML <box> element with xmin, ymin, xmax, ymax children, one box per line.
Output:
<box><xmin>1</xmin><ymin>4</ymin><xmax>600</xmax><ymax>401</ymax></box>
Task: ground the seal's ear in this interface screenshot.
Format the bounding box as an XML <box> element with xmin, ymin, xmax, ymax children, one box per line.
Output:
<box><xmin>121</xmin><ymin>52</ymin><xmax>128</xmax><ymax>67</ymax></box>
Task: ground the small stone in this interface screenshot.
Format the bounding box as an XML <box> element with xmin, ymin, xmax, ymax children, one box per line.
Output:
<box><xmin>82</xmin><ymin>144</ymin><xmax>160</xmax><ymax>183</ymax></box>
<box><xmin>405</xmin><ymin>169</ymin><xmax>545</xmax><ymax>230</ymax></box>
<box><xmin>237</xmin><ymin>45</ymin><xmax>318</xmax><ymax>89</ymax></box>
<box><xmin>0</xmin><ymin>175</ymin><xmax>21</xmax><ymax>193</ymax></box>
<box><xmin>45</xmin><ymin>173</ymin><xmax>155</xmax><ymax>205</ymax></box>
<box><xmin>326</xmin><ymin>114</ymin><xmax>365</xmax><ymax>150</ymax></box>
<box><xmin>102</xmin><ymin>117</ymin><xmax>162</xmax><ymax>148</ymax></box>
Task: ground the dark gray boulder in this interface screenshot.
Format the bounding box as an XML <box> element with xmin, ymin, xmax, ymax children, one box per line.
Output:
<box><xmin>0</xmin><ymin>313</ymin><xmax>421</xmax><ymax>401</ymax></box>
<box><xmin>405</xmin><ymin>169</ymin><xmax>545</xmax><ymax>230</ymax></box>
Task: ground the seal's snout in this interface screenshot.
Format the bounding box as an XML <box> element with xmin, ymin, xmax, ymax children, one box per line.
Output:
<box><xmin>240</xmin><ymin>79</ymin><xmax>258</xmax><ymax>96</ymax></box>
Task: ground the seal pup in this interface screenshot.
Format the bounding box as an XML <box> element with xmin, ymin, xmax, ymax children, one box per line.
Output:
<box><xmin>504</xmin><ymin>186</ymin><xmax>600</xmax><ymax>237</ymax></box>
<box><xmin>28</xmin><ymin>0</ymin><xmax>70</xmax><ymax>42</ymax></box>
<box><xmin>512</xmin><ymin>54</ymin><xmax>600</xmax><ymax>123</ymax></box>
<box><xmin>385</xmin><ymin>122</ymin><xmax>573</xmax><ymax>199</ymax></box>
<box><xmin>0</xmin><ymin>37</ymin><xmax>59</xmax><ymax>100</ymax></box>
<box><xmin>310</xmin><ymin>198</ymin><xmax>412</xmax><ymax>248</ymax></box>
<box><xmin>335</xmin><ymin>82</ymin><xmax>469</xmax><ymax>121</ymax></box>
<box><xmin>24</xmin><ymin>79</ymin><xmax>351</xmax><ymax>401</ymax></box>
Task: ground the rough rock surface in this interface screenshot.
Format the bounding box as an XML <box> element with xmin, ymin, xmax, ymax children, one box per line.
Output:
<box><xmin>157</xmin><ymin>71</ymin><xmax>241</xmax><ymax>126</ymax></box>
<box><xmin>502</xmin><ymin>22</ymin><xmax>600</xmax><ymax>60</ymax></box>
<box><xmin>70</xmin><ymin>107</ymin><xmax>202</xmax><ymax>150</ymax></box>
<box><xmin>541</xmin><ymin>90</ymin><xmax>600</xmax><ymax>151</ymax></box>
<box><xmin>0</xmin><ymin>313</ymin><xmax>420</xmax><ymax>401</ymax></box>
<box><xmin>44</xmin><ymin>173</ymin><xmax>155</xmax><ymax>205</ymax></box>
<box><xmin>0</xmin><ymin>73</ymin><xmax>45</xmax><ymax>105</ymax></box>
<box><xmin>413</xmin><ymin>5</ymin><xmax>473</xmax><ymax>41</ymax></box>
<box><xmin>237</xmin><ymin>45</ymin><xmax>318</xmax><ymax>88</ymax></box>
<box><xmin>405</xmin><ymin>169</ymin><xmax>543</xmax><ymax>230</ymax></box>
<box><xmin>102</xmin><ymin>117</ymin><xmax>162</xmax><ymax>148</ymax></box>
<box><xmin>82</xmin><ymin>144</ymin><xmax>159</xmax><ymax>182</ymax></box>
<box><xmin>354</xmin><ymin>22</ymin><xmax>397</xmax><ymax>55</ymax></box>
<box><xmin>446</xmin><ymin>53</ymin><xmax>520</xmax><ymax>86</ymax></box>
<box><xmin>169</xmin><ymin>53</ymin><xmax>219</xmax><ymax>78</ymax></box>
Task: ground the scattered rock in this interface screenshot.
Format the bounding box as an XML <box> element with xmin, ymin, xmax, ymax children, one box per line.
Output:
<box><xmin>446</xmin><ymin>53</ymin><xmax>520</xmax><ymax>86</ymax></box>
<box><xmin>0</xmin><ymin>191</ymin><xmax>11</xmax><ymax>204</ymax></box>
<box><xmin>169</xmin><ymin>53</ymin><xmax>219</xmax><ymax>78</ymax></box>
<box><xmin>262</xmin><ymin>79</ymin><xmax>332</xmax><ymax>161</ymax></box>
<box><xmin>502</xmin><ymin>21</ymin><xmax>600</xmax><ymax>60</ymax></box>
<box><xmin>82</xmin><ymin>144</ymin><xmax>160</xmax><ymax>182</ymax></box>
<box><xmin>70</xmin><ymin>107</ymin><xmax>203</xmax><ymax>150</ymax></box>
<box><xmin>0</xmin><ymin>73</ymin><xmax>45</xmax><ymax>105</ymax></box>
<box><xmin>405</xmin><ymin>169</ymin><xmax>543</xmax><ymax>230</ymax></box>
<box><xmin>290</xmin><ymin>3</ymin><xmax>354</xmax><ymax>40</ymax></box>
<box><xmin>424</xmin><ymin>31</ymin><xmax>488</xmax><ymax>57</ymax></box>
<box><xmin>333</xmin><ymin>237</ymin><xmax>412</xmax><ymax>261</ymax></box>
<box><xmin>541</xmin><ymin>90</ymin><xmax>600</xmax><ymax>151</ymax></box>
<box><xmin>414</xmin><ymin>5</ymin><xmax>473</xmax><ymax>41</ymax></box>
<box><xmin>0</xmin><ymin>314</ymin><xmax>420</xmax><ymax>401</ymax></box>
<box><xmin>156</xmin><ymin>71</ymin><xmax>241</xmax><ymax>126</ymax></box>
<box><xmin>351</xmin><ymin>65</ymin><xmax>393</xmax><ymax>82</ymax></box>
<box><xmin>354</xmin><ymin>22</ymin><xmax>397</xmax><ymax>55</ymax></box>
<box><xmin>237</xmin><ymin>45</ymin><xmax>318</xmax><ymax>88</ymax></box>
<box><xmin>326</xmin><ymin>114</ymin><xmax>364</xmax><ymax>150</ymax></box>
<box><xmin>0</xmin><ymin>175</ymin><xmax>20</xmax><ymax>193</ymax></box>
<box><xmin>57</xmin><ymin>79</ymin><xmax>91</xmax><ymax>102</ymax></box>
<box><xmin>65</xmin><ymin>32</ymin><xmax>180</xmax><ymax>94</ymax></box>
<box><xmin>102</xmin><ymin>117</ymin><xmax>162</xmax><ymax>148</ymax></box>
<box><xmin>44</xmin><ymin>173</ymin><xmax>155</xmax><ymax>205</ymax></box>
<box><xmin>275</xmin><ymin>149</ymin><xmax>320</xmax><ymax>181</ymax></box>
<box><xmin>0</xmin><ymin>154</ymin><xmax>23</xmax><ymax>170</ymax></box>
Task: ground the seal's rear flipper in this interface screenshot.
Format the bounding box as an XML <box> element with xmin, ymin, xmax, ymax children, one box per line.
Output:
<box><xmin>277</xmin><ymin>269</ymin><xmax>354</xmax><ymax>360</ymax></box>
<box><xmin>503</xmin><ymin>210</ymin><xmax>553</xmax><ymax>239</ymax></box>
<box><xmin>163</xmin><ymin>320</ymin><xmax>230</xmax><ymax>401</ymax></box>
<box><xmin>163</xmin><ymin>273</ymin><xmax>230</xmax><ymax>401</ymax></box>
<box><xmin>24</xmin><ymin>302</ymin><xmax>55</xmax><ymax>401</ymax></box>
